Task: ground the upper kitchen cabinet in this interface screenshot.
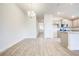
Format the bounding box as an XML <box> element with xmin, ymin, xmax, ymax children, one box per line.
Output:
<box><xmin>72</xmin><ymin>19</ymin><xmax>79</xmax><ymax>28</ymax></box>
<box><xmin>61</xmin><ymin>19</ymin><xmax>72</xmax><ymax>28</ymax></box>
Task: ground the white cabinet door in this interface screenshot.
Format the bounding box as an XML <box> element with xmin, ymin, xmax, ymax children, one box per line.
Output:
<box><xmin>68</xmin><ymin>32</ymin><xmax>79</xmax><ymax>50</ymax></box>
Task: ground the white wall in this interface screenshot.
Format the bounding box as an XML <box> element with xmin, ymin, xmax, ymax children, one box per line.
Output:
<box><xmin>44</xmin><ymin>14</ymin><xmax>58</xmax><ymax>38</ymax></box>
<box><xmin>44</xmin><ymin>14</ymin><xmax>53</xmax><ymax>38</ymax></box>
<box><xmin>0</xmin><ymin>4</ymin><xmax>37</xmax><ymax>52</ymax></box>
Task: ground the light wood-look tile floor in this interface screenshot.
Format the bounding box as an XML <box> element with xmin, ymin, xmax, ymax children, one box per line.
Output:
<box><xmin>0</xmin><ymin>37</ymin><xmax>76</xmax><ymax>56</ymax></box>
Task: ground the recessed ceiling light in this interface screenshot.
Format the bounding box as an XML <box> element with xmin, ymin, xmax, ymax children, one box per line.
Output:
<box><xmin>71</xmin><ymin>16</ymin><xmax>75</xmax><ymax>18</ymax></box>
<box><xmin>57</xmin><ymin>12</ymin><xmax>61</xmax><ymax>15</ymax></box>
<box><xmin>57</xmin><ymin>12</ymin><xmax>64</xmax><ymax>16</ymax></box>
<box><xmin>70</xmin><ymin>3</ymin><xmax>73</xmax><ymax>5</ymax></box>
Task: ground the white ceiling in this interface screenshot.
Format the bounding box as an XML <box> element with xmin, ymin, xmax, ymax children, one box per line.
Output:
<box><xmin>17</xmin><ymin>3</ymin><xmax>79</xmax><ymax>19</ymax></box>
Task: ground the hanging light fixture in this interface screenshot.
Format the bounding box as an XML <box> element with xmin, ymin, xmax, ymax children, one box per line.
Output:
<box><xmin>27</xmin><ymin>11</ymin><xmax>36</xmax><ymax>18</ymax></box>
<box><xmin>27</xmin><ymin>3</ymin><xmax>36</xmax><ymax>18</ymax></box>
